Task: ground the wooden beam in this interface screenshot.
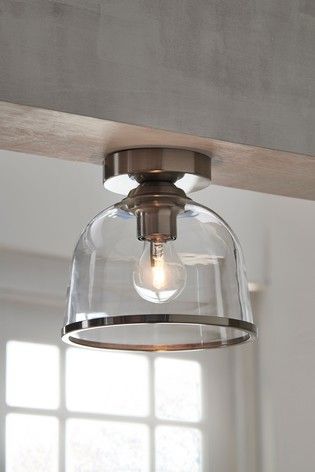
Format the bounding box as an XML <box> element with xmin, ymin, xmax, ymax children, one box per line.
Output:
<box><xmin>1</xmin><ymin>101</ymin><xmax>314</xmax><ymax>200</ymax></box>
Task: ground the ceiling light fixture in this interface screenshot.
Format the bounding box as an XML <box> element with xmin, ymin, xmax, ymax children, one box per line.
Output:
<box><xmin>62</xmin><ymin>148</ymin><xmax>256</xmax><ymax>351</ymax></box>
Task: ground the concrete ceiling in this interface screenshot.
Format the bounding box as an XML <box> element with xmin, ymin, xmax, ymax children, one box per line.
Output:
<box><xmin>1</xmin><ymin>0</ymin><xmax>314</xmax><ymax>156</ymax></box>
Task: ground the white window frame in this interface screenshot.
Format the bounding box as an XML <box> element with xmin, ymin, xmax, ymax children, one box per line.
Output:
<box><xmin>0</xmin><ymin>304</ymin><xmax>206</xmax><ymax>471</ymax></box>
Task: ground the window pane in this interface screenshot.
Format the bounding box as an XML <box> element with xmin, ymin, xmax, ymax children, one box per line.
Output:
<box><xmin>156</xmin><ymin>425</ymin><xmax>202</xmax><ymax>472</ymax></box>
<box><xmin>155</xmin><ymin>358</ymin><xmax>201</xmax><ymax>421</ymax></box>
<box><xmin>6</xmin><ymin>341</ymin><xmax>59</xmax><ymax>409</ymax></box>
<box><xmin>6</xmin><ymin>414</ymin><xmax>58</xmax><ymax>472</ymax></box>
<box><xmin>66</xmin><ymin>419</ymin><xmax>149</xmax><ymax>472</ymax></box>
<box><xmin>66</xmin><ymin>349</ymin><xmax>149</xmax><ymax>416</ymax></box>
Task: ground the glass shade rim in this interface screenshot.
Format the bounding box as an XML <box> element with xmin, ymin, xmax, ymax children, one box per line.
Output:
<box><xmin>62</xmin><ymin>314</ymin><xmax>257</xmax><ymax>352</ymax></box>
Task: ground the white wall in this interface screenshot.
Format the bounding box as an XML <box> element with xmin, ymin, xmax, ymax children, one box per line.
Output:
<box><xmin>257</xmin><ymin>195</ymin><xmax>315</xmax><ymax>472</ymax></box>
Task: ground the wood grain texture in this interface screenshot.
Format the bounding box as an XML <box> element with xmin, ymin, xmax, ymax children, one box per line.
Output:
<box><xmin>1</xmin><ymin>101</ymin><xmax>314</xmax><ymax>200</ymax></box>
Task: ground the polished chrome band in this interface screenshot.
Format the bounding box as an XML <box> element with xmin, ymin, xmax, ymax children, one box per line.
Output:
<box><xmin>62</xmin><ymin>314</ymin><xmax>257</xmax><ymax>351</ymax></box>
<box><xmin>104</xmin><ymin>148</ymin><xmax>212</xmax><ymax>195</ymax></box>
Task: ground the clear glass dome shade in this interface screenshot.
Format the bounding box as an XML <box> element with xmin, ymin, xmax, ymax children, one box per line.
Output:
<box><xmin>63</xmin><ymin>192</ymin><xmax>256</xmax><ymax>351</ymax></box>
<box><xmin>62</xmin><ymin>198</ymin><xmax>256</xmax><ymax>351</ymax></box>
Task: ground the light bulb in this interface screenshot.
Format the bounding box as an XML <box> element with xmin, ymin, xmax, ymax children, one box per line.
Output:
<box><xmin>133</xmin><ymin>240</ymin><xmax>187</xmax><ymax>303</ymax></box>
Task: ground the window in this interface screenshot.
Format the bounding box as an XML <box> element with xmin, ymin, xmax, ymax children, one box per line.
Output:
<box><xmin>6</xmin><ymin>341</ymin><xmax>60</xmax><ymax>409</ymax></box>
<box><xmin>4</xmin><ymin>341</ymin><xmax>203</xmax><ymax>471</ymax></box>
<box><xmin>66</xmin><ymin>349</ymin><xmax>149</xmax><ymax>416</ymax></box>
<box><xmin>6</xmin><ymin>414</ymin><xmax>59</xmax><ymax>472</ymax></box>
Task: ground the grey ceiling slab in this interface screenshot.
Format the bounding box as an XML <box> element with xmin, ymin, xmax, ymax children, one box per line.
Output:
<box><xmin>0</xmin><ymin>0</ymin><xmax>314</xmax><ymax>156</ymax></box>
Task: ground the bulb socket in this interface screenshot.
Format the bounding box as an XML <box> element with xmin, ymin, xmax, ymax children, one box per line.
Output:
<box><xmin>120</xmin><ymin>181</ymin><xmax>188</xmax><ymax>241</ymax></box>
<box><xmin>136</xmin><ymin>206</ymin><xmax>179</xmax><ymax>241</ymax></box>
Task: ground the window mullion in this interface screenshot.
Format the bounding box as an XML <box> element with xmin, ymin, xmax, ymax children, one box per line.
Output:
<box><xmin>148</xmin><ymin>355</ymin><xmax>156</xmax><ymax>472</ymax></box>
<box><xmin>59</xmin><ymin>346</ymin><xmax>67</xmax><ymax>472</ymax></box>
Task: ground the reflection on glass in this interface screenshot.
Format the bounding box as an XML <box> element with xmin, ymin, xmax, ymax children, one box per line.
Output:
<box><xmin>6</xmin><ymin>341</ymin><xmax>59</xmax><ymax>409</ymax></box>
<box><xmin>66</xmin><ymin>419</ymin><xmax>149</xmax><ymax>472</ymax></box>
<box><xmin>155</xmin><ymin>358</ymin><xmax>201</xmax><ymax>422</ymax></box>
<box><xmin>6</xmin><ymin>414</ymin><xmax>58</xmax><ymax>472</ymax></box>
<box><xmin>156</xmin><ymin>425</ymin><xmax>202</xmax><ymax>472</ymax></box>
<box><xmin>66</xmin><ymin>348</ymin><xmax>149</xmax><ymax>416</ymax></box>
